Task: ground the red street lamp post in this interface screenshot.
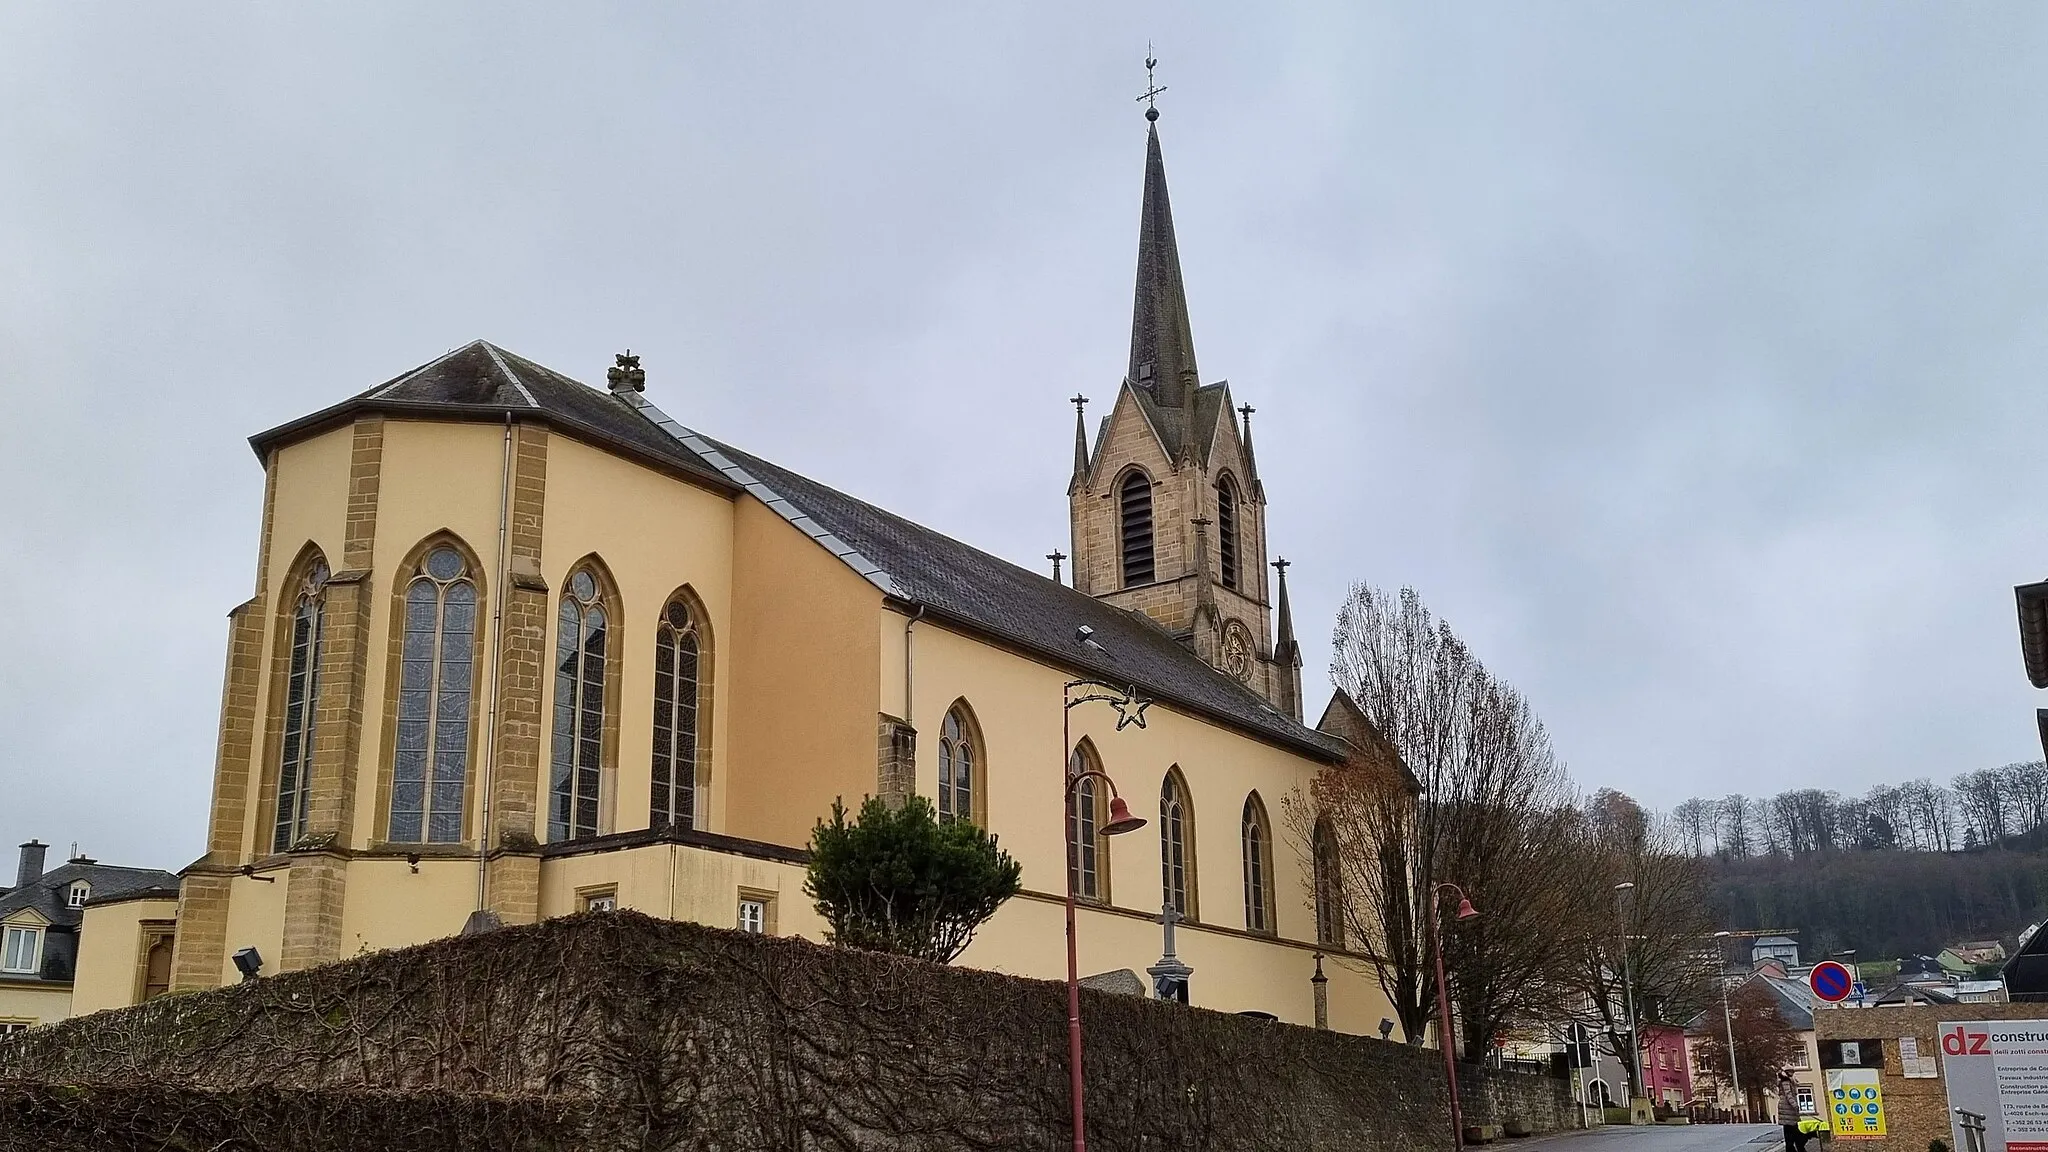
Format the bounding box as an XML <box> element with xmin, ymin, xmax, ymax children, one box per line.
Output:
<box><xmin>1062</xmin><ymin>675</ymin><xmax>1151</xmax><ymax>1152</ymax></box>
<box><xmin>1430</xmin><ymin>881</ymin><xmax>1481</xmax><ymax>1152</ymax></box>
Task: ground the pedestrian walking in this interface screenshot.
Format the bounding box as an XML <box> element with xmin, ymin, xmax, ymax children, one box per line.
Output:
<box><xmin>1778</xmin><ymin>1071</ymin><xmax>1807</xmax><ymax>1152</ymax></box>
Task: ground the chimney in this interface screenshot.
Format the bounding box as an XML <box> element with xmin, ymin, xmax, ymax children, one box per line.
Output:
<box><xmin>16</xmin><ymin>840</ymin><xmax>47</xmax><ymax>889</ymax></box>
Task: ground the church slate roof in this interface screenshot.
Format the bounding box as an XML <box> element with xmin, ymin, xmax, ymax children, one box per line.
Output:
<box><xmin>707</xmin><ymin>438</ymin><xmax>1345</xmax><ymax>761</ymax></box>
<box><xmin>252</xmin><ymin>341</ymin><xmax>1344</xmax><ymax>761</ymax></box>
<box><xmin>248</xmin><ymin>341</ymin><xmax>739</xmax><ymax>495</ymax></box>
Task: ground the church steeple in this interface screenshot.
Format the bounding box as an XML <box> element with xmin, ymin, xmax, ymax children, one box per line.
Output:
<box><xmin>1068</xmin><ymin>70</ymin><xmax>1298</xmax><ymax>719</ymax></box>
<box><xmin>1127</xmin><ymin>121</ymin><xmax>1199</xmax><ymax>405</ymax></box>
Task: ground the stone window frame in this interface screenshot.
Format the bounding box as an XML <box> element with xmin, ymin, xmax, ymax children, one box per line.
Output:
<box><xmin>650</xmin><ymin>584</ymin><xmax>715</xmax><ymax>834</ymax></box>
<box><xmin>578</xmin><ymin>884</ymin><xmax>618</xmax><ymax>913</ymax></box>
<box><xmin>1214</xmin><ymin>471</ymin><xmax>1241</xmax><ymax>591</ymax></box>
<box><xmin>1066</xmin><ymin>739</ymin><xmax>1111</xmax><ymax>905</ymax></box>
<box><xmin>133</xmin><ymin>920</ymin><xmax>176</xmax><ymax>1003</ymax></box>
<box><xmin>545</xmin><ymin>555</ymin><xmax>624</xmax><ymax>843</ymax></box>
<box><xmin>1241</xmin><ymin>791</ymin><xmax>1276</xmax><ymax>936</ymax></box>
<box><xmin>1159</xmin><ymin>766</ymin><xmax>1198</xmax><ymax>922</ymax></box>
<box><xmin>737</xmin><ymin>886</ymin><xmax>778</xmax><ymax>935</ymax></box>
<box><xmin>1115</xmin><ymin>466</ymin><xmax>1156</xmax><ymax>588</ymax></box>
<box><xmin>936</xmin><ymin>698</ymin><xmax>986</xmax><ymax>827</ymax></box>
<box><xmin>0</xmin><ymin>923</ymin><xmax>43</xmax><ymax>974</ymax></box>
<box><xmin>255</xmin><ymin>542</ymin><xmax>332</xmax><ymax>858</ymax></box>
<box><xmin>372</xmin><ymin>532</ymin><xmax>491</xmax><ymax>848</ymax></box>
<box><xmin>1312</xmin><ymin>816</ymin><xmax>1343</xmax><ymax>949</ymax></box>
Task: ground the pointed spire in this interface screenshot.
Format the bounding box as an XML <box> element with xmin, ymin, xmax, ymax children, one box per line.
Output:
<box><xmin>1273</xmin><ymin>557</ymin><xmax>1300</xmax><ymax>666</ymax></box>
<box><xmin>1238</xmin><ymin>402</ymin><xmax>1266</xmax><ymax>501</ymax></box>
<box><xmin>1070</xmin><ymin>394</ymin><xmax>1091</xmax><ymax>486</ymax></box>
<box><xmin>1127</xmin><ymin>121</ymin><xmax>1199</xmax><ymax>405</ymax></box>
<box><xmin>1273</xmin><ymin>556</ymin><xmax>1303</xmax><ymax>722</ymax></box>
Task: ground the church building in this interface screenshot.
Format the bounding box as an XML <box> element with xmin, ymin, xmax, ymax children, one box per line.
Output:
<box><xmin>69</xmin><ymin>113</ymin><xmax>1408</xmax><ymax>1035</ymax></box>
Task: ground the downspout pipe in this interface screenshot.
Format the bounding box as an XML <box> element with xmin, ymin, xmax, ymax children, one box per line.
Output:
<box><xmin>903</xmin><ymin>604</ymin><xmax>926</xmax><ymax>726</ymax></box>
<box><xmin>476</xmin><ymin>412</ymin><xmax>514</xmax><ymax>915</ymax></box>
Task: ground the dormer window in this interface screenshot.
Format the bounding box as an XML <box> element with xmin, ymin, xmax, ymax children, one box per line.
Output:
<box><xmin>66</xmin><ymin>881</ymin><xmax>90</xmax><ymax>909</ymax></box>
<box><xmin>1</xmin><ymin>925</ymin><xmax>41</xmax><ymax>974</ymax></box>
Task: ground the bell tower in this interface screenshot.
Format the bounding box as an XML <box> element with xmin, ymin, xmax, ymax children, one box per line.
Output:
<box><xmin>1067</xmin><ymin>74</ymin><xmax>1303</xmax><ymax>720</ymax></box>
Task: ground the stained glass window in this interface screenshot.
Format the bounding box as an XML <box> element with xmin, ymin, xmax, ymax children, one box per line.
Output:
<box><xmin>549</xmin><ymin>567</ymin><xmax>609</xmax><ymax>841</ymax></box>
<box><xmin>390</xmin><ymin>546</ymin><xmax>476</xmax><ymax>843</ymax></box>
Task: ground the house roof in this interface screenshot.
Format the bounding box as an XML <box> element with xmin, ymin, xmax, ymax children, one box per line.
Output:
<box><xmin>707</xmin><ymin>437</ymin><xmax>1345</xmax><ymax>760</ymax></box>
<box><xmin>256</xmin><ymin>344</ymin><xmax>1347</xmax><ymax>763</ymax></box>
<box><xmin>248</xmin><ymin>341</ymin><xmax>740</xmax><ymax>495</ymax></box>
<box><xmin>2016</xmin><ymin>579</ymin><xmax>2048</xmax><ymax>688</ymax></box>
<box><xmin>0</xmin><ymin>861</ymin><xmax>180</xmax><ymax>933</ymax></box>
<box><xmin>1687</xmin><ymin>971</ymin><xmax>1817</xmax><ymax>1034</ymax></box>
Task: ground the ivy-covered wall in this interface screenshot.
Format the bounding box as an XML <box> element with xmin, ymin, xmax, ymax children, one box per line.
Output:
<box><xmin>0</xmin><ymin>912</ymin><xmax>1573</xmax><ymax>1151</ymax></box>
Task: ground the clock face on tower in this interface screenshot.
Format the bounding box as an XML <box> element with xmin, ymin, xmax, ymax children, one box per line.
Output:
<box><xmin>1222</xmin><ymin>622</ymin><xmax>1254</xmax><ymax>683</ymax></box>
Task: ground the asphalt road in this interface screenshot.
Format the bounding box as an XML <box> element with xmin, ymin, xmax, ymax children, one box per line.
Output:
<box><xmin>1517</xmin><ymin>1123</ymin><xmax>1786</xmax><ymax>1152</ymax></box>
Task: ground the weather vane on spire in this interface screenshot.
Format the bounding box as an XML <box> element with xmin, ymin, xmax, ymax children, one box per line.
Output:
<box><xmin>1138</xmin><ymin>45</ymin><xmax>1166</xmax><ymax>122</ymax></box>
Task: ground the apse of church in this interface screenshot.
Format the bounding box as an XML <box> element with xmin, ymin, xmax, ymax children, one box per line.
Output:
<box><xmin>1067</xmin><ymin>118</ymin><xmax>1304</xmax><ymax>722</ymax></box>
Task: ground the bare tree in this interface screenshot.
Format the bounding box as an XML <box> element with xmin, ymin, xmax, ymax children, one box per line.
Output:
<box><xmin>1558</xmin><ymin>790</ymin><xmax>1717</xmax><ymax>1100</ymax></box>
<box><xmin>1955</xmin><ymin>768</ymin><xmax>2011</xmax><ymax>848</ymax></box>
<box><xmin>1691</xmin><ymin>981</ymin><xmax>1806</xmax><ymax>1117</ymax></box>
<box><xmin>1294</xmin><ymin>584</ymin><xmax>1581</xmax><ymax>1060</ymax></box>
<box><xmin>2004</xmin><ymin>761</ymin><xmax>2048</xmax><ymax>838</ymax></box>
<box><xmin>1719</xmin><ymin>794</ymin><xmax>1754</xmax><ymax>858</ymax></box>
<box><xmin>1671</xmin><ymin>797</ymin><xmax>1713</xmax><ymax>857</ymax></box>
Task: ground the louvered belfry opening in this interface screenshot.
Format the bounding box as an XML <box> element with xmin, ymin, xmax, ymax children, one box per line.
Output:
<box><xmin>1120</xmin><ymin>471</ymin><xmax>1155</xmax><ymax>586</ymax></box>
<box><xmin>1216</xmin><ymin>477</ymin><xmax>1238</xmax><ymax>590</ymax></box>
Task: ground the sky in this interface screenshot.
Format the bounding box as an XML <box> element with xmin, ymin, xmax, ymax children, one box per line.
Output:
<box><xmin>4</xmin><ymin>4</ymin><xmax>2047</xmax><ymax>870</ymax></box>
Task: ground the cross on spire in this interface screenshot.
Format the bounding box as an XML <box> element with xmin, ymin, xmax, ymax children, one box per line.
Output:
<box><xmin>1047</xmin><ymin>549</ymin><xmax>1066</xmax><ymax>583</ymax></box>
<box><xmin>1138</xmin><ymin>46</ymin><xmax>1167</xmax><ymax>122</ymax></box>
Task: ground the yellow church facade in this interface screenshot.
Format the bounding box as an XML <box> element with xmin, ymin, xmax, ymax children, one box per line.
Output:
<box><xmin>71</xmin><ymin>119</ymin><xmax>1408</xmax><ymax>1036</ymax></box>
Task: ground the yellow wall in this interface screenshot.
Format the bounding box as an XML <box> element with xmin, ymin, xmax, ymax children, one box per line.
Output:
<box><xmin>901</xmin><ymin>616</ymin><xmax>1330</xmax><ymax>942</ymax></box>
<box><xmin>0</xmin><ymin>982</ymin><xmax>70</xmax><ymax>1029</ymax></box>
<box><xmin>337</xmin><ymin>857</ymin><xmax>481</xmax><ymax>957</ymax></box>
<box><xmin>351</xmin><ymin>420</ymin><xmax>515</xmax><ymax>848</ymax></box>
<box><xmin>537</xmin><ymin>843</ymin><xmax>824</xmax><ymax>939</ymax></box>
<box><xmin>216</xmin><ymin>865</ymin><xmax>289</xmax><ymax>986</ymax></box>
<box><xmin>71</xmin><ymin>898</ymin><xmax>179</xmax><ymax>1015</ymax></box>
<box><xmin>241</xmin><ymin>425</ymin><xmax>354</xmax><ymax>860</ymax></box>
<box><xmin>960</xmin><ymin>892</ymin><xmax>1392</xmax><ymax>1031</ymax></box>
<box><xmin>724</xmin><ymin>498</ymin><xmax>882</xmax><ymax>846</ymax></box>
<box><xmin>538</xmin><ymin>434</ymin><xmax>738</xmax><ymax>838</ymax></box>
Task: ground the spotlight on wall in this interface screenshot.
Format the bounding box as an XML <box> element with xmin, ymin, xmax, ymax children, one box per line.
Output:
<box><xmin>238</xmin><ymin>864</ymin><xmax>275</xmax><ymax>884</ymax></box>
<box><xmin>232</xmin><ymin>947</ymin><xmax>264</xmax><ymax>982</ymax></box>
<box><xmin>1379</xmin><ymin>1018</ymin><xmax>1396</xmax><ymax>1040</ymax></box>
<box><xmin>1075</xmin><ymin>624</ymin><xmax>1108</xmax><ymax>654</ymax></box>
<box><xmin>406</xmin><ymin>852</ymin><xmax>421</xmax><ymax>874</ymax></box>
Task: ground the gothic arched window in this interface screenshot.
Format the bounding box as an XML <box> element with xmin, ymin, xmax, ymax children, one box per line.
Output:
<box><xmin>273</xmin><ymin>557</ymin><xmax>329</xmax><ymax>853</ymax></box>
<box><xmin>1119</xmin><ymin>470</ymin><xmax>1155</xmax><ymax>586</ymax></box>
<box><xmin>1313</xmin><ymin>817</ymin><xmax>1343</xmax><ymax>948</ymax></box>
<box><xmin>938</xmin><ymin>702</ymin><xmax>980</xmax><ymax>825</ymax></box>
<box><xmin>1242</xmin><ymin>793</ymin><xmax>1275</xmax><ymax>934</ymax></box>
<box><xmin>651</xmin><ymin>594</ymin><xmax>702</xmax><ymax>832</ymax></box>
<box><xmin>390</xmin><ymin>544</ymin><xmax>478</xmax><ymax>844</ymax></box>
<box><xmin>1160</xmin><ymin>768</ymin><xmax>1196</xmax><ymax>919</ymax></box>
<box><xmin>1068</xmin><ymin>742</ymin><xmax>1107</xmax><ymax>902</ymax></box>
<box><xmin>1216</xmin><ymin>474</ymin><xmax>1240</xmax><ymax>590</ymax></box>
<box><xmin>549</xmin><ymin>566</ymin><xmax>610</xmax><ymax>842</ymax></box>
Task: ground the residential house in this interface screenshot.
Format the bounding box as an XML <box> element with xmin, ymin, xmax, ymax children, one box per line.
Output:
<box><xmin>0</xmin><ymin>840</ymin><xmax>179</xmax><ymax>1031</ymax></box>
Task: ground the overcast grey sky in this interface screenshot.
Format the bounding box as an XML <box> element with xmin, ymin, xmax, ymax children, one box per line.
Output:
<box><xmin>4</xmin><ymin>5</ymin><xmax>2045</xmax><ymax>869</ymax></box>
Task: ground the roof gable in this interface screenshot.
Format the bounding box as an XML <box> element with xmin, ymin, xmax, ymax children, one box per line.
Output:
<box><xmin>249</xmin><ymin>341</ymin><xmax>739</xmax><ymax>495</ymax></box>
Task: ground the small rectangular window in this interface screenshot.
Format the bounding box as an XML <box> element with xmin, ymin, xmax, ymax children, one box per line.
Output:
<box><xmin>67</xmin><ymin>882</ymin><xmax>90</xmax><ymax>909</ymax></box>
<box><xmin>0</xmin><ymin>1019</ymin><xmax>32</xmax><ymax>1035</ymax></box>
<box><xmin>1</xmin><ymin>927</ymin><xmax>41</xmax><ymax>974</ymax></box>
<box><xmin>737</xmin><ymin>888</ymin><xmax>777</xmax><ymax>935</ymax></box>
<box><xmin>1796</xmin><ymin>1087</ymin><xmax>1814</xmax><ymax>1114</ymax></box>
<box><xmin>581</xmin><ymin>889</ymin><xmax>617</xmax><ymax>914</ymax></box>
